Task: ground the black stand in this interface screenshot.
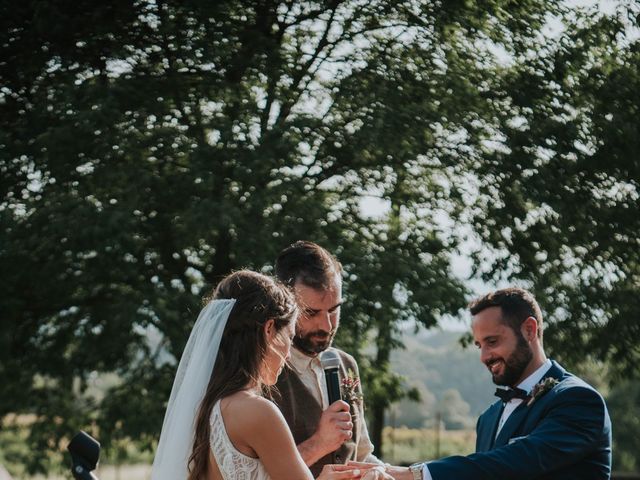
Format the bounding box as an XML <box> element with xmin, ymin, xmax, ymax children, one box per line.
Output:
<box><xmin>68</xmin><ymin>431</ymin><xmax>100</xmax><ymax>480</ymax></box>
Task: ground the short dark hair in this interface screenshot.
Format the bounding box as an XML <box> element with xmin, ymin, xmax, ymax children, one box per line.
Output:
<box><xmin>469</xmin><ymin>287</ymin><xmax>543</xmax><ymax>339</ymax></box>
<box><xmin>274</xmin><ymin>240</ymin><xmax>342</xmax><ymax>290</ymax></box>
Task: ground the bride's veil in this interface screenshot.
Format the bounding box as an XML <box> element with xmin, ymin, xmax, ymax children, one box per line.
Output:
<box><xmin>151</xmin><ymin>299</ymin><xmax>236</xmax><ymax>480</ymax></box>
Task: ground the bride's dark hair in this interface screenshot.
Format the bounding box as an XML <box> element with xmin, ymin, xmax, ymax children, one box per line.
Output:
<box><xmin>187</xmin><ymin>269</ymin><xmax>298</xmax><ymax>480</ymax></box>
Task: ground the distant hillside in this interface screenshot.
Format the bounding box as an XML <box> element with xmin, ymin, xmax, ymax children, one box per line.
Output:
<box><xmin>385</xmin><ymin>328</ymin><xmax>496</xmax><ymax>428</ymax></box>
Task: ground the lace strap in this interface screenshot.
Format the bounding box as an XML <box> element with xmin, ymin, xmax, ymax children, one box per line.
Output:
<box><xmin>210</xmin><ymin>401</ymin><xmax>261</xmax><ymax>479</ymax></box>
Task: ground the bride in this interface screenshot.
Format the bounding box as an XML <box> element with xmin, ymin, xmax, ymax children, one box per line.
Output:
<box><xmin>152</xmin><ymin>270</ymin><xmax>387</xmax><ymax>480</ymax></box>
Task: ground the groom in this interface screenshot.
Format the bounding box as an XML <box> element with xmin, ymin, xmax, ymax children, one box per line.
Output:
<box><xmin>272</xmin><ymin>241</ymin><xmax>383</xmax><ymax>477</ymax></box>
<box><xmin>388</xmin><ymin>287</ymin><xmax>611</xmax><ymax>480</ymax></box>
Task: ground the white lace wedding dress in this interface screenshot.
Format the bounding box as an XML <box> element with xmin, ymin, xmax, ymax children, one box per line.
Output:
<box><xmin>210</xmin><ymin>400</ymin><xmax>271</xmax><ymax>480</ymax></box>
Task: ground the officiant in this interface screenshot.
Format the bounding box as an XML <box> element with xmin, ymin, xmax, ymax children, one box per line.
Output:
<box><xmin>272</xmin><ymin>241</ymin><xmax>386</xmax><ymax>478</ymax></box>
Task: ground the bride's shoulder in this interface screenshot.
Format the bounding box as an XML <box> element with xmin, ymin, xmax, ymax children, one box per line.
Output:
<box><xmin>216</xmin><ymin>392</ymin><xmax>289</xmax><ymax>457</ymax></box>
<box><xmin>221</xmin><ymin>392</ymin><xmax>286</xmax><ymax>431</ymax></box>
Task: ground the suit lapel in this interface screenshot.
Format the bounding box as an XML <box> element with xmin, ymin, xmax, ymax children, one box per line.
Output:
<box><xmin>494</xmin><ymin>401</ymin><xmax>528</xmax><ymax>447</ymax></box>
<box><xmin>545</xmin><ymin>360</ymin><xmax>566</xmax><ymax>382</ymax></box>
<box><xmin>477</xmin><ymin>401</ymin><xmax>503</xmax><ymax>452</ymax></box>
<box><xmin>494</xmin><ymin>360</ymin><xmax>567</xmax><ymax>447</ymax></box>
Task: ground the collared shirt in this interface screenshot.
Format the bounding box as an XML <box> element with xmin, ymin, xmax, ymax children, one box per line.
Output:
<box><xmin>495</xmin><ymin>358</ymin><xmax>552</xmax><ymax>436</ymax></box>
<box><xmin>288</xmin><ymin>347</ymin><xmax>380</xmax><ymax>464</ymax></box>
<box><xmin>422</xmin><ymin>358</ymin><xmax>553</xmax><ymax>480</ymax></box>
<box><xmin>289</xmin><ymin>347</ymin><xmax>330</xmax><ymax>408</ymax></box>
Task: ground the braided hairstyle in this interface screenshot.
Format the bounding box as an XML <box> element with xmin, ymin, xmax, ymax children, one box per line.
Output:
<box><xmin>187</xmin><ymin>270</ymin><xmax>298</xmax><ymax>480</ymax></box>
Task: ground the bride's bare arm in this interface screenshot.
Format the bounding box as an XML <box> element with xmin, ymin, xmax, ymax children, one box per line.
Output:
<box><xmin>228</xmin><ymin>396</ymin><xmax>361</xmax><ymax>480</ymax></box>
<box><xmin>235</xmin><ymin>396</ymin><xmax>312</xmax><ymax>479</ymax></box>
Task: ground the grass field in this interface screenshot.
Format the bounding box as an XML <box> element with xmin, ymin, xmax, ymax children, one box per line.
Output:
<box><xmin>382</xmin><ymin>426</ymin><xmax>476</xmax><ymax>465</ymax></box>
<box><xmin>3</xmin><ymin>420</ymin><xmax>638</xmax><ymax>478</ymax></box>
<box><xmin>26</xmin><ymin>464</ymin><xmax>151</xmax><ymax>480</ymax></box>
<box><xmin>2</xmin><ymin>425</ymin><xmax>474</xmax><ymax>479</ymax></box>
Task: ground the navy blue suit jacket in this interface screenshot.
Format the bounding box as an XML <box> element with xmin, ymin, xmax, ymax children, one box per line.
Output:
<box><xmin>428</xmin><ymin>360</ymin><xmax>611</xmax><ymax>479</ymax></box>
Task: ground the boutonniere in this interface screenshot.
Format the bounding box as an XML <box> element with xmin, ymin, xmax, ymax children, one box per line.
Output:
<box><xmin>341</xmin><ymin>369</ymin><xmax>363</xmax><ymax>405</ymax></box>
<box><xmin>527</xmin><ymin>377</ymin><xmax>559</xmax><ymax>406</ymax></box>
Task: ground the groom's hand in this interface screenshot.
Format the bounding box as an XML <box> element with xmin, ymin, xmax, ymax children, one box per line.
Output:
<box><xmin>297</xmin><ymin>400</ymin><xmax>353</xmax><ymax>466</ymax></box>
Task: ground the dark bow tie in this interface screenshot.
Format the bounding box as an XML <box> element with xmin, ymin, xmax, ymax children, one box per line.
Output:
<box><xmin>495</xmin><ymin>387</ymin><xmax>529</xmax><ymax>403</ymax></box>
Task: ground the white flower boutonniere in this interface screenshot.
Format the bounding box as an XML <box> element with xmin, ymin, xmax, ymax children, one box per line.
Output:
<box><xmin>527</xmin><ymin>377</ymin><xmax>559</xmax><ymax>406</ymax></box>
<box><xmin>341</xmin><ymin>369</ymin><xmax>363</xmax><ymax>406</ymax></box>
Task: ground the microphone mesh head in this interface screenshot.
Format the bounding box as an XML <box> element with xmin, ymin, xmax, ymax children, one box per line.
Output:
<box><xmin>320</xmin><ymin>349</ymin><xmax>340</xmax><ymax>369</ymax></box>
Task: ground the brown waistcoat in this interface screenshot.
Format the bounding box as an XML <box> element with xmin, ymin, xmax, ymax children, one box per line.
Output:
<box><xmin>272</xmin><ymin>348</ymin><xmax>363</xmax><ymax>478</ymax></box>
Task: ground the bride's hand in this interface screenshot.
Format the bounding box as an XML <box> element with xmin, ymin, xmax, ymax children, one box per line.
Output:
<box><xmin>346</xmin><ymin>462</ymin><xmax>395</xmax><ymax>480</ymax></box>
<box><xmin>318</xmin><ymin>463</ymin><xmax>364</xmax><ymax>479</ymax></box>
<box><xmin>360</xmin><ymin>466</ymin><xmax>393</xmax><ymax>480</ymax></box>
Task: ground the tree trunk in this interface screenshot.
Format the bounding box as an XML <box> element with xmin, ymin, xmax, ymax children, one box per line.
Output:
<box><xmin>370</xmin><ymin>322</ymin><xmax>392</xmax><ymax>457</ymax></box>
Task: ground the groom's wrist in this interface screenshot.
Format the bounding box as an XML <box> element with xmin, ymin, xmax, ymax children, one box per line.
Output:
<box><xmin>409</xmin><ymin>462</ymin><xmax>425</xmax><ymax>480</ymax></box>
<box><xmin>383</xmin><ymin>465</ymin><xmax>415</xmax><ymax>480</ymax></box>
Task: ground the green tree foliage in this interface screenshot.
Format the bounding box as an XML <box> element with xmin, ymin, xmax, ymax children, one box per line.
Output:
<box><xmin>0</xmin><ymin>0</ymin><xmax>530</xmax><ymax>469</ymax></box>
<box><xmin>437</xmin><ymin>388</ymin><xmax>473</xmax><ymax>430</ymax></box>
<box><xmin>469</xmin><ymin>4</ymin><xmax>640</xmax><ymax>378</ymax></box>
<box><xmin>3</xmin><ymin>0</ymin><xmax>636</xmax><ymax>472</ymax></box>
<box><xmin>389</xmin><ymin>383</ymin><xmax>437</xmax><ymax>429</ymax></box>
<box><xmin>608</xmin><ymin>380</ymin><xmax>640</xmax><ymax>472</ymax></box>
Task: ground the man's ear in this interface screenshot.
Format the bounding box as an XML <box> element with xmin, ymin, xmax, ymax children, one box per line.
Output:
<box><xmin>264</xmin><ymin>318</ymin><xmax>276</xmax><ymax>341</ymax></box>
<box><xmin>521</xmin><ymin>316</ymin><xmax>538</xmax><ymax>342</ymax></box>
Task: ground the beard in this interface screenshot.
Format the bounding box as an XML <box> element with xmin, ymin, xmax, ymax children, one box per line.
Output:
<box><xmin>293</xmin><ymin>329</ymin><xmax>336</xmax><ymax>355</ymax></box>
<box><xmin>491</xmin><ymin>333</ymin><xmax>533</xmax><ymax>387</ymax></box>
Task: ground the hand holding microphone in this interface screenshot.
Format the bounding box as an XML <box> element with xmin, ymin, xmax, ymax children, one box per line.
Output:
<box><xmin>313</xmin><ymin>351</ymin><xmax>353</xmax><ymax>453</ymax></box>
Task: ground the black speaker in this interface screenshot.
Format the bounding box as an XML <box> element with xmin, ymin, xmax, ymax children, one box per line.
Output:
<box><xmin>67</xmin><ymin>431</ymin><xmax>100</xmax><ymax>480</ymax></box>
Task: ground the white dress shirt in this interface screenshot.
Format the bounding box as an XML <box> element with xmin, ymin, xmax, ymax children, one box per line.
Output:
<box><xmin>422</xmin><ymin>359</ymin><xmax>553</xmax><ymax>480</ymax></box>
<box><xmin>495</xmin><ymin>359</ymin><xmax>552</xmax><ymax>435</ymax></box>
<box><xmin>288</xmin><ymin>347</ymin><xmax>381</xmax><ymax>463</ymax></box>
